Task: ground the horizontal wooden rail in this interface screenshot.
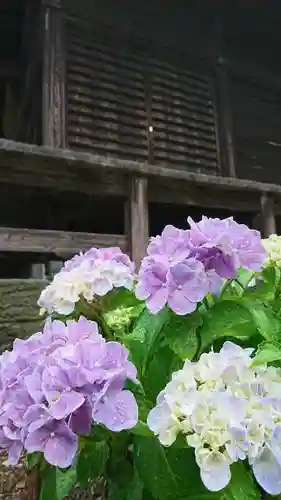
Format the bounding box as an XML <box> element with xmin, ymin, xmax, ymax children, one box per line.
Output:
<box><xmin>1</xmin><ymin>139</ymin><xmax>281</xmax><ymax>196</ymax></box>
<box><xmin>0</xmin><ymin>227</ymin><xmax>127</xmax><ymax>255</ymax></box>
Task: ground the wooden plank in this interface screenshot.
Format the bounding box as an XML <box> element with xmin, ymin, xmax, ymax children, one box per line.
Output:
<box><xmin>0</xmin><ymin>227</ymin><xmax>128</xmax><ymax>254</ymax></box>
<box><xmin>2</xmin><ymin>139</ymin><xmax>281</xmax><ymax>196</ymax></box>
<box><xmin>216</xmin><ymin>59</ymin><xmax>236</xmax><ymax>177</ymax></box>
<box><xmin>260</xmin><ymin>194</ymin><xmax>276</xmax><ymax>237</ymax></box>
<box><xmin>128</xmin><ymin>178</ymin><xmax>149</xmax><ymax>269</ymax></box>
<box><xmin>42</xmin><ymin>0</ymin><xmax>67</xmax><ymax>147</ymax></box>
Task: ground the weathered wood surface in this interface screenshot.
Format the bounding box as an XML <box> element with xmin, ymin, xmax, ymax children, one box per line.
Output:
<box><xmin>0</xmin><ymin>280</ymin><xmax>47</xmax><ymax>352</ymax></box>
<box><xmin>0</xmin><ymin>227</ymin><xmax>127</xmax><ymax>254</ymax></box>
<box><xmin>42</xmin><ymin>0</ymin><xmax>67</xmax><ymax>148</ymax></box>
<box><xmin>1</xmin><ymin>139</ymin><xmax>281</xmax><ymax>196</ymax></box>
<box><xmin>128</xmin><ymin>177</ymin><xmax>149</xmax><ymax>269</ymax></box>
<box><xmin>260</xmin><ymin>194</ymin><xmax>276</xmax><ymax>237</ymax></box>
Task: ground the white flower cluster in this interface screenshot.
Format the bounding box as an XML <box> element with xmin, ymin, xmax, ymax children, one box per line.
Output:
<box><xmin>147</xmin><ymin>342</ymin><xmax>281</xmax><ymax>495</ymax></box>
<box><xmin>38</xmin><ymin>247</ymin><xmax>135</xmax><ymax>316</ymax></box>
<box><xmin>262</xmin><ymin>234</ymin><xmax>281</xmax><ymax>267</ymax></box>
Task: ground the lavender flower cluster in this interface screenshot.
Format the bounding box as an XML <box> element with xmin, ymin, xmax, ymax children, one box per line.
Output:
<box><xmin>136</xmin><ymin>217</ymin><xmax>266</xmax><ymax>314</ymax></box>
<box><xmin>38</xmin><ymin>247</ymin><xmax>135</xmax><ymax>316</ymax></box>
<box><xmin>0</xmin><ymin>316</ymin><xmax>138</xmax><ymax>468</ymax></box>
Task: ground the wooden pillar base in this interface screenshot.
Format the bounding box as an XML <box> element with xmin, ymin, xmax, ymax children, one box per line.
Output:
<box><xmin>126</xmin><ymin>177</ymin><xmax>149</xmax><ymax>269</ymax></box>
<box><xmin>260</xmin><ymin>193</ymin><xmax>276</xmax><ymax>237</ymax></box>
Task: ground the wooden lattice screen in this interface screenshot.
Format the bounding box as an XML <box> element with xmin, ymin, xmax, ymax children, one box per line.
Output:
<box><xmin>231</xmin><ymin>75</ymin><xmax>281</xmax><ymax>184</ymax></box>
<box><xmin>66</xmin><ymin>17</ymin><xmax>220</xmax><ymax>175</ymax></box>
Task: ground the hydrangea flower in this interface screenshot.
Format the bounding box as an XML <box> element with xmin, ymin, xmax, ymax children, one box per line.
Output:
<box><xmin>38</xmin><ymin>247</ymin><xmax>135</xmax><ymax>316</ymax></box>
<box><xmin>136</xmin><ymin>218</ymin><xmax>266</xmax><ymax>315</ymax></box>
<box><xmin>0</xmin><ymin>316</ymin><xmax>138</xmax><ymax>468</ymax></box>
<box><xmin>187</xmin><ymin>216</ymin><xmax>266</xmax><ymax>275</ymax></box>
<box><xmin>262</xmin><ymin>234</ymin><xmax>281</xmax><ymax>267</ymax></box>
<box><xmin>147</xmin><ymin>341</ymin><xmax>281</xmax><ymax>495</ymax></box>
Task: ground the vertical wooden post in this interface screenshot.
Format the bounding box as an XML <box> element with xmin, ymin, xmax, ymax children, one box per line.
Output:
<box><xmin>216</xmin><ymin>57</ymin><xmax>236</xmax><ymax>177</ymax></box>
<box><xmin>260</xmin><ymin>193</ymin><xmax>276</xmax><ymax>237</ymax></box>
<box><xmin>42</xmin><ymin>0</ymin><xmax>67</xmax><ymax>148</ymax></box>
<box><xmin>127</xmin><ymin>177</ymin><xmax>149</xmax><ymax>269</ymax></box>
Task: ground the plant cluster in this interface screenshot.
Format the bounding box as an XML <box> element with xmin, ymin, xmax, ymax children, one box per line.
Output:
<box><xmin>1</xmin><ymin>217</ymin><xmax>281</xmax><ymax>500</ymax></box>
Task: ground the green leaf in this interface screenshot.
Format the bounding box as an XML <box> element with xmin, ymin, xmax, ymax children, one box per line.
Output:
<box><xmin>27</xmin><ymin>452</ymin><xmax>41</xmax><ymax>470</ymax></box>
<box><xmin>241</xmin><ymin>299</ymin><xmax>281</xmax><ymax>342</ymax></box>
<box><xmin>252</xmin><ymin>340</ymin><xmax>281</xmax><ymax>366</ymax></box>
<box><xmin>222</xmin><ymin>462</ymin><xmax>260</xmax><ymax>500</ymax></box>
<box><xmin>244</xmin><ymin>266</ymin><xmax>280</xmax><ymax>302</ymax></box>
<box><xmin>162</xmin><ymin>310</ymin><xmax>202</xmax><ymax>360</ymax></box>
<box><xmin>103</xmin><ymin>288</ymin><xmax>142</xmax><ymax>312</ymax></box>
<box><xmin>200</xmin><ymin>300</ymin><xmax>258</xmax><ymax>350</ymax></box>
<box><xmin>124</xmin><ymin>308</ymin><xmax>169</xmax><ymax>375</ymax></box>
<box><xmin>40</xmin><ymin>465</ymin><xmax>57</xmax><ymax>500</ymax></box>
<box><xmin>56</xmin><ymin>466</ymin><xmax>77</xmax><ymax>500</ymax></box>
<box><xmin>76</xmin><ymin>441</ymin><xmax>109</xmax><ymax>487</ymax></box>
<box><xmin>108</xmin><ymin>469</ymin><xmax>143</xmax><ymax>500</ymax></box>
<box><xmin>134</xmin><ymin>436</ymin><xmax>214</xmax><ymax>500</ymax></box>
<box><xmin>131</xmin><ymin>422</ymin><xmax>153</xmax><ymax>437</ymax></box>
<box><xmin>143</xmin><ymin>346</ymin><xmax>176</xmax><ymax>403</ymax></box>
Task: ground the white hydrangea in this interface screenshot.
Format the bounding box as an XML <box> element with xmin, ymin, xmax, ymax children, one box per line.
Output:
<box><xmin>262</xmin><ymin>234</ymin><xmax>281</xmax><ymax>267</ymax></box>
<box><xmin>147</xmin><ymin>341</ymin><xmax>281</xmax><ymax>495</ymax></box>
<box><xmin>38</xmin><ymin>247</ymin><xmax>135</xmax><ymax>316</ymax></box>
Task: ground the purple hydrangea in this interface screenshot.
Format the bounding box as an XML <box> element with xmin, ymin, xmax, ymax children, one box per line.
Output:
<box><xmin>0</xmin><ymin>316</ymin><xmax>138</xmax><ymax>468</ymax></box>
<box><xmin>136</xmin><ymin>217</ymin><xmax>266</xmax><ymax>315</ymax></box>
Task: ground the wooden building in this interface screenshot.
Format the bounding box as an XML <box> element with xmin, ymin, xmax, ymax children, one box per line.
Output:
<box><xmin>0</xmin><ymin>0</ymin><xmax>280</xmax><ymax>348</ymax></box>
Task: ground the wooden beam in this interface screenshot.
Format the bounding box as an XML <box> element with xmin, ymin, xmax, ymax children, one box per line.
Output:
<box><xmin>260</xmin><ymin>194</ymin><xmax>276</xmax><ymax>237</ymax></box>
<box><xmin>216</xmin><ymin>58</ymin><xmax>236</xmax><ymax>177</ymax></box>
<box><xmin>2</xmin><ymin>140</ymin><xmax>281</xmax><ymax>197</ymax></box>
<box><xmin>128</xmin><ymin>178</ymin><xmax>149</xmax><ymax>268</ymax></box>
<box><xmin>0</xmin><ymin>227</ymin><xmax>128</xmax><ymax>255</ymax></box>
<box><xmin>42</xmin><ymin>0</ymin><xmax>67</xmax><ymax>147</ymax></box>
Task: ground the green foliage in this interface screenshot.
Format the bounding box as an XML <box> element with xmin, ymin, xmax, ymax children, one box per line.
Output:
<box><xmin>251</xmin><ymin>340</ymin><xmax>281</xmax><ymax>366</ymax></box>
<box><xmin>200</xmin><ymin>300</ymin><xmax>258</xmax><ymax>350</ymax></box>
<box><xmin>123</xmin><ymin>308</ymin><xmax>169</xmax><ymax>376</ymax></box>
<box><xmin>162</xmin><ymin>310</ymin><xmax>202</xmax><ymax>360</ymax></box>
<box><xmin>76</xmin><ymin>440</ymin><xmax>109</xmax><ymax>487</ymax></box>
<box><xmin>223</xmin><ymin>463</ymin><xmax>260</xmax><ymax>500</ymax></box>
<box><xmin>38</xmin><ymin>262</ymin><xmax>281</xmax><ymax>500</ymax></box>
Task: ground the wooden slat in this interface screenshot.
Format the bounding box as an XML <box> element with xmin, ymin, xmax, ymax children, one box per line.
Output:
<box><xmin>42</xmin><ymin>0</ymin><xmax>67</xmax><ymax>148</ymax></box>
<box><xmin>0</xmin><ymin>227</ymin><xmax>128</xmax><ymax>254</ymax></box>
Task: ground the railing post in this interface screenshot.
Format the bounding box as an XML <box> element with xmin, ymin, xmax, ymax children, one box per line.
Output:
<box><xmin>127</xmin><ymin>177</ymin><xmax>149</xmax><ymax>269</ymax></box>
<box><xmin>42</xmin><ymin>0</ymin><xmax>67</xmax><ymax>148</ymax></box>
<box><xmin>260</xmin><ymin>193</ymin><xmax>276</xmax><ymax>237</ymax></box>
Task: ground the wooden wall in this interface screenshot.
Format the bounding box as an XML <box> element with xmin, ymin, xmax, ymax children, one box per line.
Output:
<box><xmin>0</xmin><ymin>279</ymin><xmax>46</xmax><ymax>352</ymax></box>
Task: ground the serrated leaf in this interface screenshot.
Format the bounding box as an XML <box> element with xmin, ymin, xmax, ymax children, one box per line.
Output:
<box><xmin>200</xmin><ymin>301</ymin><xmax>258</xmax><ymax>350</ymax></box>
<box><xmin>162</xmin><ymin>310</ymin><xmax>202</xmax><ymax>360</ymax></box>
<box><xmin>134</xmin><ymin>436</ymin><xmax>215</xmax><ymax>500</ymax></box>
<box><xmin>76</xmin><ymin>441</ymin><xmax>109</xmax><ymax>487</ymax></box>
<box><xmin>124</xmin><ymin>308</ymin><xmax>169</xmax><ymax>375</ymax></box>
<box><xmin>252</xmin><ymin>340</ymin><xmax>281</xmax><ymax>366</ymax></box>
